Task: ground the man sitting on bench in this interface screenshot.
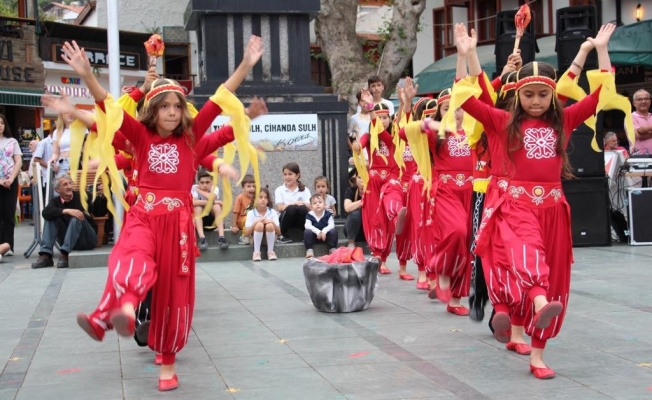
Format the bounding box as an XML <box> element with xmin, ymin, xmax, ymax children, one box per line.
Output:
<box><xmin>31</xmin><ymin>174</ymin><xmax>98</xmax><ymax>269</ymax></box>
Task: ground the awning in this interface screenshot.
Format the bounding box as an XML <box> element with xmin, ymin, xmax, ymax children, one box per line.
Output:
<box><xmin>414</xmin><ymin>35</ymin><xmax>558</xmax><ymax>95</ymax></box>
<box><xmin>608</xmin><ymin>20</ymin><xmax>652</xmax><ymax>67</ymax></box>
<box><xmin>0</xmin><ymin>88</ymin><xmax>44</xmax><ymax>107</ymax></box>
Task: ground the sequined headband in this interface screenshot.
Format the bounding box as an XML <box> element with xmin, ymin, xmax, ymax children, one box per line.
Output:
<box><xmin>437</xmin><ymin>94</ymin><xmax>451</xmax><ymax>105</ymax></box>
<box><xmin>515</xmin><ymin>62</ymin><xmax>557</xmax><ymax>91</ymax></box>
<box><xmin>145</xmin><ymin>84</ymin><xmax>186</xmax><ymax>105</ymax></box>
<box><xmin>374</xmin><ymin>105</ymin><xmax>390</xmax><ymax>115</ymax></box>
<box><xmin>422</xmin><ymin>108</ymin><xmax>437</xmax><ymax>116</ymax></box>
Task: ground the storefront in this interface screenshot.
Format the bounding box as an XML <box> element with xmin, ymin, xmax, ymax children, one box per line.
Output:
<box><xmin>38</xmin><ymin>21</ymin><xmax>150</xmax><ymax>120</ymax></box>
<box><xmin>0</xmin><ymin>19</ymin><xmax>46</xmax><ymax>164</ymax></box>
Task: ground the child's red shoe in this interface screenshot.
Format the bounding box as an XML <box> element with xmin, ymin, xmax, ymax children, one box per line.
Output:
<box><xmin>530</xmin><ymin>365</ymin><xmax>555</xmax><ymax>379</ymax></box>
<box><xmin>109</xmin><ymin>309</ymin><xmax>135</xmax><ymax>338</ymax></box>
<box><xmin>76</xmin><ymin>312</ymin><xmax>105</xmax><ymax>341</ymax></box>
<box><xmin>158</xmin><ymin>374</ymin><xmax>178</xmax><ymax>391</ymax></box>
<box><xmin>399</xmin><ymin>272</ymin><xmax>415</xmax><ymax>281</ymax></box>
<box><xmin>416</xmin><ymin>281</ymin><xmax>429</xmax><ymax>291</ymax></box>
<box><xmin>446</xmin><ymin>305</ymin><xmax>470</xmax><ymax>316</ymax></box>
<box><xmin>533</xmin><ymin>301</ymin><xmax>563</xmax><ymax>329</ymax></box>
<box><xmin>490</xmin><ymin>311</ymin><xmax>511</xmax><ymax>344</ymax></box>
<box><xmin>506</xmin><ymin>341</ymin><xmax>532</xmax><ymax>355</ymax></box>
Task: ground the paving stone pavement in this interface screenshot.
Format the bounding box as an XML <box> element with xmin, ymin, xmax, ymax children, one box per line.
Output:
<box><xmin>2</xmin><ymin>224</ymin><xmax>652</xmax><ymax>399</ymax></box>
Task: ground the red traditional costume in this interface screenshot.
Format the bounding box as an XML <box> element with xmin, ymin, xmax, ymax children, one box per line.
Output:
<box><xmin>462</xmin><ymin>86</ymin><xmax>601</xmax><ymax>348</ymax></box>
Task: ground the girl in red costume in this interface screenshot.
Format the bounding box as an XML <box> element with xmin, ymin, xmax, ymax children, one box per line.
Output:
<box><xmin>352</xmin><ymin>91</ymin><xmax>397</xmax><ymax>274</ymax></box>
<box><xmin>58</xmin><ymin>37</ymin><xmax>264</xmax><ymax>391</ymax></box>
<box><xmin>401</xmin><ymin>94</ymin><xmax>438</xmax><ymax>290</ymax></box>
<box><xmin>421</xmin><ymin>89</ymin><xmax>474</xmax><ymax>316</ymax></box>
<box><xmin>454</xmin><ymin>23</ymin><xmax>616</xmax><ymax>378</ymax></box>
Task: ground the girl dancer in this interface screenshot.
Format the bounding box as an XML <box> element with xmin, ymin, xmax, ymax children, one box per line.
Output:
<box><xmin>61</xmin><ymin>37</ymin><xmax>263</xmax><ymax>391</ymax></box>
<box><xmin>454</xmin><ymin>23</ymin><xmax>615</xmax><ymax>378</ymax></box>
<box><xmin>352</xmin><ymin>92</ymin><xmax>397</xmax><ymax>275</ymax></box>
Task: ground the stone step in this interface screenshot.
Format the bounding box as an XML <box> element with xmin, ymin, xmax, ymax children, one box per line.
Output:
<box><xmin>201</xmin><ymin>223</ymin><xmax>349</xmax><ymax>245</ymax></box>
<box><xmin>68</xmin><ymin>239</ymin><xmax>371</xmax><ymax>268</ymax></box>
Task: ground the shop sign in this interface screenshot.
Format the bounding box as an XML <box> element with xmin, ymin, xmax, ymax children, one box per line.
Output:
<box><xmin>52</xmin><ymin>44</ymin><xmax>140</xmax><ymax>70</ymax></box>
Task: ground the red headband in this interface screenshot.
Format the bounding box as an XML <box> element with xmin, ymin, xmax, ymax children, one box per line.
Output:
<box><xmin>145</xmin><ymin>84</ymin><xmax>186</xmax><ymax>104</ymax></box>
<box><xmin>422</xmin><ymin>108</ymin><xmax>437</xmax><ymax>116</ymax></box>
<box><xmin>437</xmin><ymin>94</ymin><xmax>451</xmax><ymax>105</ymax></box>
<box><xmin>502</xmin><ymin>82</ymin><xmax>517</xmax><ymax>92</ymax></box>
<box><xmin>375</xmin><ymin>109</ymin><xmax>390</xmax><ymax>115</ymax></box>
<box><xmin>515</xmin><ymin>76</ymin><xmax>556</xmax><ymax>91</ymax></box>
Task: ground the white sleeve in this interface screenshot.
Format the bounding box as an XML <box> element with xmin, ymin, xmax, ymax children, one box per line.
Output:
<box><xmin>191</xmin><ymin>185</ymin><xmax>199</xmax><ymax>199</ymax></box>
<box><xmin>271</xmin><ymin>209</ymin><xmax>280</xmax><ymax>226</ymax></box>
<box><xmin>302</xmin><ymin>188</ymin><xmax>312</xmax><ymax>202</ymax></box>
<box><xmin>384</xmin><ymin>99</ymin><xmax>395</xmax><ymax>115</ymax></box>
<box><xmin>305</xmin><ymin>216</ymin><xmax>320</xmax><ymax>234</ymax></box>
<box><xmin>244</xmin><ymin>210</ymin><xmax>255</xmax><ymax>229</ymax></box>
<box><xmin>322</xmin><ymin>214</ymin><xmax>335</xmax><ymax>233</ymax></box>
<box><xmin>213</xmin><ymin>186</ymin><xmax>220</xmax><ymax>200</ymax></box>
<box><xmin>274</xmin><ymin>186</ymin><xmax>284</xmax><ymax>205</ymax></box>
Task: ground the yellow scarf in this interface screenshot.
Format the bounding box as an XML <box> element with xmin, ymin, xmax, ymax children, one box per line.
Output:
<box><xmin>404</xmin><ymin>120</ymin><xmax>432</xmax><ymax>193</ymax></box>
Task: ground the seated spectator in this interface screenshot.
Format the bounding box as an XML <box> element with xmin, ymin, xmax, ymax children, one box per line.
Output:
<box><xmin>31</xmin><ymin>174</ymin><xmax>98</xmax><ymax>269</ymax></box>
<box><xmin>343</xmin><ymin>174</ymin><xmax>365</xmax><ymax>248</ymax></box>
<box><xmin>192</xmin><ymin>169</ymin><xmax>229</xmax><ymax>250</ymax></box>
<box><xmin>231</xmin><ymin>174</ymin><xmax>256</xmax><ymax>245</ymax></box>
<box><xmin>304</xmin><ymin>194</ymin><xmax>337</xmax><ymax>258</ymax></box>
<box><xmin>604</xmin><ymin>131</ymin><xmax>629</xmax><ymax>157</ymax></box>
<box><xmin>244</xmin><ymin>188</ymin><xmax>280</xmax><ymax>261</ymax></box>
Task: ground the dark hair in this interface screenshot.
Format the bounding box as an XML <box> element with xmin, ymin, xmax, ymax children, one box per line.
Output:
<box><xmin>0</xmin><ymin>114</ymin><xmax>17</xmax><ymax>140</ymax></box>
<box><xmin>241</xmin><ymin>174</ymin><xmax>255</xmax><ymax>187</ymax></box>
<box><xmin>310</xmin><ymin>193</ymin><xmax>324</xmax><ymax>204</ymax></box>
<box><xmin>282</xmin><ymin>162</ymin><xmax>305</xmax><ymax>191</ymax></box>
<box><xmin>373</xmin><ymin>102</ymin><xmax>390</xmax><ymax>113</ymax></box>
<box><xmin>314</xmin><ymin>176</ymin><xmax>330</xmax><ymax>191</ymax></box>
<box><xmin>367</xmin><ymin>75</ymin><xmax>383</xmax><ymax>86</ymax></box>
<box><xmin>258</xmin><ymin>187</ymin><xmax>273</xmax><ymax>208</ymax></box>
<box><xmin>414</xmin><ymin>98</ymin><xmax>437</xmax><ymax>121</ymax></box>
<box><xmin>506</xmin><ymin>62</ymin><xmax>571</xmax><ymax>178</ymax></box>
<box><xmin>495</xmin><ymin>71</ymin><xmax>518</xmax><ymax>110</ymax></box>
<box><xmin>355</xmin><ymin>89</ymin><xmax>364</xmax><ymax>103</ymax></box>
<box><xmin>434</xmin><ymin>88</ymin><xmax>451</xmax><ymax>122</ymax></box>
<box><xmin>138</xmin><ymin>79</ymin><xmax>193</xmax><ymax>141</ymax></box>
<box><xmin>197</xmin><ymin>168</ymin><xmax>212</xmax><ymax>181</ymax></box>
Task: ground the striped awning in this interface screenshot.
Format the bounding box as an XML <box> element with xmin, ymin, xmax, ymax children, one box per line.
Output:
<box><xmin>0</xmin><ymin>88</ymin><xmax>44</xmax><ymax>107</ymax></box>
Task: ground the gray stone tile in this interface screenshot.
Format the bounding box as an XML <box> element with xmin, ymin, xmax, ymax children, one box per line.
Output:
<box><xmin>231</xmin><ymin>382</ymin><xmax>344</xmax><ymax>400</ymax></box>
<box><xmin>22</xmin><ymin>351</ymin><xmax>122</xmax><ymax>387</ymax></box>
<box><xmin>298</xmin><ymin>349</ymin><xmax>400</xmax><ymax>367</ymax></box>
<box><xmin>15</xmin><ymin>380</ymin><xmax>123</xmax><ymax>400</ymax></box>
<box><xmin>205</xmin><ymin>342</ymin><xmax>295</xmax><ymax>359</ymax></box>
<box><xmin>286</xmin><ymin>337</ymin><xmax>379</xmax><ymax>354</ymax></box>
<box><xmin>218</xmin><ymin>367</ymin><xmax>329</xmax><ymax>390</ymax></box>
<box><xmin>213</xmin><ymin>354</ymin><xmax>309</xmax><ymax>372</ymax></box>
<box><xmin>122</xmin><ymin>373</ymin><xmax>232</xmax><ymax>399</ymax></box>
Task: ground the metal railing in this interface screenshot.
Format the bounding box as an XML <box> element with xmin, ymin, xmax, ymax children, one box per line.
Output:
<box><xmin>318</xmin><ymin>112</ymin><xmax>350</xmax><ymax>216</ymax></box>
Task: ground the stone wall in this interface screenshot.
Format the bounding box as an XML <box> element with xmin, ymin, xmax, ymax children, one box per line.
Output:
<box><xmin>0</xmin><ymin>25</ymin><xmax>44</xmax><ymax>89</ymax></box>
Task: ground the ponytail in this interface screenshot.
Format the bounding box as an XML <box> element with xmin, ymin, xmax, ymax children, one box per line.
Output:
<box><xmin>297</xmin><ymin>179</ymin><xmax>305</xmax><ymax>192</ymax></box>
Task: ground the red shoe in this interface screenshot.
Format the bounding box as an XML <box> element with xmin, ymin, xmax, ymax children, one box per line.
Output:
<box><xmin>379</xmin><ymin>266</ymin><xmax>392</xmax><ymax>274</ymax></box>
<box><xmin>416</xmin><ymin>281</ymin><xmax>429</xmax><ymax>290</ymax></box>
<box><xmin>395</xmin><ymin>207</ymin><xmax>407</xmax><ymax>235</ymax></box>
<box><xmin>506</xmin><ymin>341</ymin><xmax>532</xmax><ymax>355</ymax></box>
<box><xmin>530</xmin><ymin>365</ymin><xmax>556</xmax><ymax>379</ymax></box>
<box><xmin>76</xmin><ymin>312</ymin><xmax>105</xmax><ymax>342</ymax></box>
<box><xmin>446</xmin><ymin>305</ymin><xmax>470</xmax><ymax>316</ymax></box>
<box><xmin>154</xmin><ymin>354</ymin><xmax>163</xmax><ymax>366</ymax></box>
<box><xmin>533</xmin><ymin>301</ymin><xmax>563</xmax><ymax>329</ymax></box>
<box><xmin>158</xmin><ymin>374</ymin><xmax>179</xmax><ymax>391</ymax></box>
<box><xmin>109</xmin><ymin>309</ymin><xmax>135</xmax><ymax>338</ymax></box>
<box><xmin>490</xmin><ymin>311</ymin><xmax>511</xmax><ymax>344</ymax></box>
<box><xmin>434</xmin><ymin>286</ymin><xmax>452</xmax><ymax>303</ymax></box>
<box><xmin>399</xmin><ymin>272</ymin><xmax>415</xmax><ymax>281</ymax></box>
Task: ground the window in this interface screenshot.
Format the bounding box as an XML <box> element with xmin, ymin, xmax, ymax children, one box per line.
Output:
<box><xmin>163</xmin><ymin>44</ymin><xmax>191</xmax><ymax>82</ymax></box>
<box><xmin>433</xmin><ymin>8</ymin><xmax>447</xmax><ymax>61</ymax></box>
<box><xmin>476</xmin><ymin>0</ymin><xmax>497</xmax><ymax>42</ymax></box>
<box><xmin>529</xmin><ymin>0</ymin><xmax>545</xmax><ymax>35</ymax></box>
<box><xmin>311</xmin><ymin>53</ymin><xmax>332</xmax><ymax>88</ymax></box>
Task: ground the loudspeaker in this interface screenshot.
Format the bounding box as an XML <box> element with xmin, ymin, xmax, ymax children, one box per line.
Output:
<box><xmin>556</xmin><ymin>6</ymin><xmax>598</xmax><ymax>71</ymax></box>
<box><xmin>627</xmin><ymin>188</ymin><xmax>652</xmax><ymax>245</ymax></box>
<box><xmin>565</xmin><ymin>72</ymin><xmax>605</xmax><ymax>177</ymax></box>
<box><xmin>562</xmin><ymin>177</ymin><xmax>611</xmax><ymax>246</ymax></box>
<box><xmin>495</xmin><ymin>10</ymin><xmax>537</xmax><ymax>76</ymax></box>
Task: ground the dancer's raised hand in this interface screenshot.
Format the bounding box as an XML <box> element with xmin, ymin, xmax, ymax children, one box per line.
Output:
<box><xmin>60</xmin><ymin>41</ymin><xmax>92</xmax><ymax>78</ymax></box>
<box><xmin>404</xmin><ymin>77</ymin><xmax>418</xmax><ymax>102</ymax></box>
<box><xmin>588</xmin><ymin>23</ymin><xmax>616</xmax><ymax>49</ymax></box>
<box><xmin>455</xmin><ymin>24</ymin><xmax>476</xmax><ymax>55</ymax></box>
<box><xmin>41</xmin><ymin>93</ymin><xmax>76</xmax><ymax>115</ymax></box>
<box><xmin>243</xmin><ymin>36</ymin><xmax>264</xmax><ymax>68</ymax></box>
<box><xmin>245</xmin><ymin>97</ymin><xmax>268</xmax><ymax>120</ymax></box>
<box><xmin>218</xmin><ymin>163</ymin><xmax>239</xmax><ymax>182</ymax></box>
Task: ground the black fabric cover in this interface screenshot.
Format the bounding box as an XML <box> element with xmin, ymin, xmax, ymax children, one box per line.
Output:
<box><xmin>303</xmin><ymin>258</ymin><xmax>379</xmax><ymax>313</ymax></box>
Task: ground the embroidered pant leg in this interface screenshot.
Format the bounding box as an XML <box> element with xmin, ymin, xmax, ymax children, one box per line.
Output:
<box><xmin>381</xmin><ymin>181</ymin><xmax>403</xmax><ymax>221</ymax></box>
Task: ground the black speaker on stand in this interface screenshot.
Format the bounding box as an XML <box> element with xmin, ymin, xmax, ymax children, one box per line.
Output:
<box><xmin>494</xmin><ymin>9</ymin><xmax>537</xmax><ymax>78</ymax></box>
<box><xmin>556</xmin><ymin>6</ymin><xmax>598</xmax><ymax>71</ymax></box>
<box><xmin>562</xmin><ymin>177</ymin><xmax>612</xmax><ymax>246</ymax></box>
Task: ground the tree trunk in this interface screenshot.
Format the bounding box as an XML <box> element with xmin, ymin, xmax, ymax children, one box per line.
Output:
<box><xmin>315</xmin><ymin>0</ymin><xmax>426</xmax><ymax>112</ymax></box>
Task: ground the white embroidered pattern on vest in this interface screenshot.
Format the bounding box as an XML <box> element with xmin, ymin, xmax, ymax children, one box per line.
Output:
<box><xmin>523</xmin><ymin>127</ymin><xmax>556</xmax><ymax>159</ymax></box>
<box><xmin>148</xmin><ymin>143</ymin><xmax>180</xmax><ymax>174</ymax></box>
<box><xmin>375</xmin><ymin>141</ymin><xmax>390</xmax><ymax>157</ymax></box>
<box><xmin>403</xmin><ymin>145</ymin><xmax>414</xmax><ymax>162</ymax></box>
<box><xmin>447</xmin><ymin>135</ymin><xmax>471</xmax><ymax>157</ymax></box>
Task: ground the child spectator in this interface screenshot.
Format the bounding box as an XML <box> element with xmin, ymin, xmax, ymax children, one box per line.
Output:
<box><xmin>231</xmin><ymin>174</ymin><xmax>256</xmax><ymax>244</ymax></box>
<box><xmin>275</xmin><ymin>162</ymin><xmax>311</xmax><ymax>243</ymax></box>
<box><xmin>192</xmin><ymin>169</ymin><xmax>228</xmax><ymax>250</ymax></box>
<box><xmin>304</xmin><ymin>194</ymin><xmax>337</xmax><ymax>258</ymax></box>
<box><xmin>314</xmin><ymin>176</ymin><xmax>337</xmax><ymax>216</ymax></box>
<box><xmin>244</xmin><ymin>188</ymin><xmax>280</xmax><ymax>261</ymax></box>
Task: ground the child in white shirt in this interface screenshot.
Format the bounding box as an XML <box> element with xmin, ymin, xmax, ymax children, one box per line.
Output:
<box><xmin>192</xmin><ymin>169</ymin><xmax>228</xmax><ymax>250</ymax></box>
<box><xmin>245</xmin><ymin>188</ymin><xmax>280</xmax><ymax>261</ymax></box>
<box><xmin>314</xmin><ymin>176</ymin><xmax>337</xmax><ymax>216</ymax></box>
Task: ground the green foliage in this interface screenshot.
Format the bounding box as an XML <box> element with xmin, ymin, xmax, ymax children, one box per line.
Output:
<box><xmin>310</xmin><ymin>49</ymin><xmax>327</xmax><ymax>61</ymax></box>
<box><xmin>0</xmin><ymin>0</ymin><xmax>18</xmax><ymax>17</ymax></box>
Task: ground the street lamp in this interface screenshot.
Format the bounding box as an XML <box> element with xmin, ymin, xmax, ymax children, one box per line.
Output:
<box><xmin>636</xmin><ymin>4</ymin><xmax>643</xmax><ymax>22</ymax></box>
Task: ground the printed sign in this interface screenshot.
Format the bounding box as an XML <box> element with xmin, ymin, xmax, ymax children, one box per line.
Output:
<box><xmin>211</xmin><ymin>114</ymin><xmax>319</xmax><ymax>151</ymax></box>
<box><xmin>52</xmin><ymin>44</ymin><xmax>140</xmax><ymax>70</ymax></box>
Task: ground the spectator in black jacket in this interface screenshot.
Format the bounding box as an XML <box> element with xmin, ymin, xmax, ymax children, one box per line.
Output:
<box><xmin>31</xmin><ymin>174</ymin><xmax>97</xmax><ymax>269</ymax></box>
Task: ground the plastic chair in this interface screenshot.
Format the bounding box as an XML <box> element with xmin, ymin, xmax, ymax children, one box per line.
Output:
<box><xmin>18</xmin><ymin>184</ymin><xmax>32</xmax><ymax>222</ymax></box>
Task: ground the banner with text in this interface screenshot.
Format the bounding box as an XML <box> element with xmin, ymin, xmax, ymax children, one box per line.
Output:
<box><xmin>211</xmin><ymin>114</ymin><xmax>319</xmax><ymax>151</ymax></box>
